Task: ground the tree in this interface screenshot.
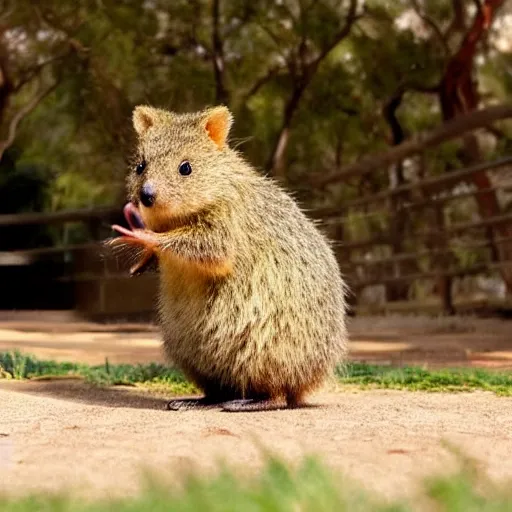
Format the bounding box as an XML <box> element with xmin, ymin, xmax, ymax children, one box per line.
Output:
<box><xmin>2</xmin><ymin>0</ymin><xmax>512</xmax><ymax>306</ymax></box>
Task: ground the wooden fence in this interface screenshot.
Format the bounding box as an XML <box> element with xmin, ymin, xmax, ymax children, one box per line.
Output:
<box><xmin>316</xmin><ymin>154</ymin><xmax>512</xmax><ymax>315</ymax></box>
<box><xmin>1</xmin><ymin>146</ymin><xmax>511</xmax><ymax>318</ymax></box>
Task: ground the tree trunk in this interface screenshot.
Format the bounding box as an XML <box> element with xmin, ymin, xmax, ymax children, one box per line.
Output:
<box><xmin>0</xmin><ymin>37</ymin><xmax>13</xmax><ymax>135</ymax></box>
<box><xmin>211</xmin><ymin>0</ymin><xmax>229</xmax><ymax>105</ymax></box>
<box><xmin>266</xmin><ymin>0</ymin><xmax>359</xmax><ymax>179</ymax></box>
<box><xmin>438</xmin><ymin>0</ymin><xmax>512</xmax><ymax>300</ymax></box>
<box><xmin>382</xmin><ymin>91</ymin><xmax>417</xmax><ymax>301</ymax></box>
<box><xmin>266</xmin><ymin>84</ymin><xmax>304</xmax><ymax>179</ymax></box>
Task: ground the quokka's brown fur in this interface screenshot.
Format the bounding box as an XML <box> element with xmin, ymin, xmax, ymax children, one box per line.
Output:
<box><xmin>116</xmin><ymin>105</ymin><xmax>348</xmax><ymax>411</ymax></box>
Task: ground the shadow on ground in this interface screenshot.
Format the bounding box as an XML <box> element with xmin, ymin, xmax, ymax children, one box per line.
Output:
<box><xmin>0</xmin><ymin>379</ymin><xmax>172</xmax><ymax>410</ymax></box>
<box><xmin>0</xmin><ymin>379</ymin><xmax>326</xmax><ymax>413</ymax></box>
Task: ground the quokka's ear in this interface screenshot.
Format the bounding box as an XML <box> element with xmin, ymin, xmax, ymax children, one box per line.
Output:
<box><xmin>201</xmin><ymin>106</ymin><xmax>233</xmax><ymax>149</ymax></box>
<box><xmin>132</xmin><ymin>106</ymin><xmax>166</xmax><ymax>136</ymax></box>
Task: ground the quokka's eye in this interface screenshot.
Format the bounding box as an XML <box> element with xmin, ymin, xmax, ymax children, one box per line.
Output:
<box><xmin>179</xmin><ymin>161</ymin><xmax>192</xmax><ymax>176</ymax></box>
<box><xmin>135</xmin><ymin>160</ymin><xmax>146</xmax><ymax>175</ymax></box>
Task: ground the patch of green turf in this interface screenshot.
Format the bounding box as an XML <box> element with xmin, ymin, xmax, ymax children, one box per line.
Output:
<box><xmin>0</xmin><ymin>453</ymin><xmax>511</xmax><ymax>511</ymax></box>
<box><xmin>1</xmin><ymin>351</ymin><xmax>512</xmax><ymax>396</ymax></box>
<box><xmin>337</xmin><ymin>363</ymin><xmax>512</xmax><ymax>395</ymax></box>
<box><xmin>0</xmin><ymin>351</ymin><xmax>197</xmax><ymax>395</ymax></box>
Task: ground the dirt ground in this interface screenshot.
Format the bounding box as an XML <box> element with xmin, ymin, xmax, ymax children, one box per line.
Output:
<box><xmin>1</xmin><ymin>310</ymin><xmax>511</xmax><ymax>368</ymax></box>
<box><xmin>0</xmin><ymin>311</ymin><xmax>512</xmax><ymax>501</ymax></box>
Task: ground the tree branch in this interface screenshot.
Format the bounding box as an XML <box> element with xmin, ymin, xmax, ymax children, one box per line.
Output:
<box><xmin>440</xmin><ymin>0</ymin><xmax>505</xmax><ymax>118</ymax></box>
<box><xmin>257</xmin><ymin>20</ymin><xmax>286</xmax><ymax>50</ymax></box>
<box><xmin>13</xmin><ymin>52</ymin><xmax>70</xmax><ymax>93</ymax></box>
<box><xmin>33</xmin><ymin>5</ymin><xmax>84</xmax><ymax>39</ymax></box>
<box><xmin>309</xmin><ymin>0</ymin><xmax>359</xmax><ymax>72</ymax></box>
<box><xmin>33</xmin><ymin>5</ymin><xmax>89</xmax><ymax>59</ymax></box>
<box><xmin>409</xmin><ymin>0</ymin><xmax>449</xmax><ymax>55</ymax></box>
<box><xmin>0</xmin><ymin>80</ymin><xmax>58</xmax><ymax>162</ymax></box>
<box><xmin>408</xmin><ymin>83</ymin><xmax>440</xmax><ymax>94</ymax></box>
<box><xmin>241</xmin><ymin>65</ymin><xmax>284</xmax><ymax>102</ymax></box>
<box><xmin>267</xmin><ymin>0</ymin><xmax>361</xmax><ymax>177</ymax></box>
<box><xmin>0</xmin><ymin>37</ymin><xmax>13</xmax><ymax>121</ymax></box>
<box><xmin>382</xmin><ymin>89</ymin><xmax>406</xmax><ymax>150</ymax></box>
<box><xmin>0</xmin><ymin>0</ymin><xmax>13</xmax><ymax>22</ymax></box>
<box><xmin>211</xmin><ymin>0</ymin><xmax>228</xmax><ymax>104</ymax></box>
<box><xmin>313</xmin><ymin>102</ymin><xmax>512</xmax><ymax>188</ymax></box>
<box><xmin>223</xmin><ymin>4</ymin><xmax>258</xmax><ymax>38</ymax></box>
<box><xmin>444</xmin><ymin>0</ymin><xmax>467</xmax><ymax>40</ymax></box>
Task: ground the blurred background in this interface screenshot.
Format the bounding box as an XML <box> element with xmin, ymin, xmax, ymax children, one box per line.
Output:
<box><xmin>0</xmin><ymin>0</ymin><xmax>512</xmax><ymax>323</ymax></box>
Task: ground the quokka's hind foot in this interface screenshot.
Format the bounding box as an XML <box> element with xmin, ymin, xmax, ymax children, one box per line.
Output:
<box><xmin>221</xmin><ymin>398</ymin><xmax>292</xmax><ymax>412</ymax></box>
<box><xmin>166</xmin><ymin>396</ymin><xmax>227</xmax><ymax>411</ymax></box>
<box><xmin>221</xmin><ymin>398</ymin><xmax>282</xmax><ymax>412</ymax></box>
<box><xmin>221</xmin><ymin>389</ymin><xmax>308</xmax><ymax>412</ymax></box>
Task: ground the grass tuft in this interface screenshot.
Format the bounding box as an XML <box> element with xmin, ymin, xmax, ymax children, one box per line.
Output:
<box><xmin>0</xmin><ymin>351</ymin><xmax>197</xmax><ymax>395</ymax></box>
<box><xmin>337</xmin><ymin>363</ymin><xmax>512</xmax><ymax>395</ymax></box>
<box><xmin>0</xmin><ymin>453</ymin><xmax>511</xmax><ymax>511</ymax></box>
<box><xmin>1</xmin><ymin>351</ymin><xmax>512</xmax><ymax>509</ymax></box>
<box><xmin>337</xmin><ymin>363</ymin><xmax>512</xmax><ymax>396</ymax></box>
<box><xmin>1</xmin><ymin>351</ymin><xmax>512</xmax><ymax>396</ymax></box>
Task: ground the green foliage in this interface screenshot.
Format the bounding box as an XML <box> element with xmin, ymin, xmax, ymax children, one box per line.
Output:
<box><xmin>338</xmin><ymin>363</ymin><xmax>512</xmax><ymax>395</ymax></box>
<box><xmin>1</xmin><ymin>1</ymin><xmax>512</xmax><ymax>305</ymax></box>
<box><xmin>0</xmin><ymin>451</ymin><xmax>512</xmax><ymax>511</ymax></box>
<box><xmin>0</xmin><ymin>351</ymin><xmax>196</xmax><ymax>394</ymax></box>
<box><xmin>0</xmin><ymin>148</ymin><xmax>56</xmax><ymax>249</ymax></box>
<box><xmin>2</xmin><ymin>351</ymin><xmax>512</xmax><ymax>396</ymax></box>
<box><xmin>4</xmin><ymin>0</ymin><xmax>509</xmax><ymax>211</ymax></box>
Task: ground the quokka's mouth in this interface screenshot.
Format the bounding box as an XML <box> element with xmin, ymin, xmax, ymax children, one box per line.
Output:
<box><xmin>124</xmin><ymin>202</ymin><xmax>146</xmax><ymax>230</ymax></box>
<box><xmin>111</xmin><ymin>202</ymin><xmax>147</xmax><ymax>238</ymax></box>
<box><xmin>113</xmin><ymin>201</ymin><xmax>192</xmax><ymax>237</ymax></box>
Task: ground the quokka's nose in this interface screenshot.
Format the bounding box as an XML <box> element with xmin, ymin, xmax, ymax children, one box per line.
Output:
<box><xmin>140</xmin><ymin>182</ymin><xmax>156</xmax><ymax>207</ymax></box>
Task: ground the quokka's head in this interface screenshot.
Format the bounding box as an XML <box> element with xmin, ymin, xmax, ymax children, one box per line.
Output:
<box><xmin>127</xmin><ymin>105</ymin><xmax>235</xmax><ymax>232</ymax></box>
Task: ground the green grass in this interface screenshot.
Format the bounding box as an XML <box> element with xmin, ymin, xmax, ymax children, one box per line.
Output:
<box><xmin>0</xmin><ymin>452</ymin><xmax>511</xmax><ymax>511</ymax></box>
<box><xmin>338</xmin><ymin>362</ymin><xmax>512</xmax><ymax>396</ymax></box>
<box><xmin>1</xmin><ymin>351</ymin><xmax>512</xmax><ymax>396</ymax></box>
<box><xmin>1</xmin><ymin>352</ymin><xmax>512</xmax><ymax>510</ymax></box>
<box><xmin>0</xmin><ymin>351</ymin><xmax>196</xmax><ymax>395</ymax></box>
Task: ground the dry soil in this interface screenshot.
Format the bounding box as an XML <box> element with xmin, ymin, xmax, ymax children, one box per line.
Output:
<box><xmin>0</xmin><ymin>312</ymin><xmax>511</xmax><ymax>501</ymax></box>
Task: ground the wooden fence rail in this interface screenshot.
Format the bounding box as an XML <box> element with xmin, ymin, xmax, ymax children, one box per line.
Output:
<box><xmin>0</xmin><ymin>119</ymin><xmax>511</xmax><ymax>316</ymax></box>
<box><xmin>338</xmin><ymin>235</ymin><xmax>512</xmax><ymax>269</ymax></box>
<box><xmin>0</xmin><ymin>206</ymin><xmax>119</xmax><ymax>227</ymax></box>
<box><xmin>313</xmin><ymin>155</ymin><xmax>512</xmax><ymax>218</ymax></box>
<box><xmin>350</xmin><ymin>261</ymin><xmax>512</xmax><ymax>289</ymax></box>
<box><xmin>315</xmin><ymin>103</ymin><xmax>512</xmax><ymax>187</ymax></box>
